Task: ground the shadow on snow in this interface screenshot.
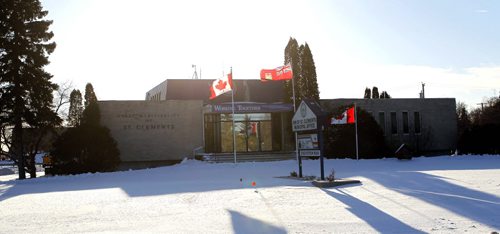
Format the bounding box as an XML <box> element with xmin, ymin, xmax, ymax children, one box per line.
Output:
<box><xmin>0</xmin><ymin>161</ymin><xmax>310</xmax><ymax>201</ymax></box>
<box><xmin>322</xmin><ymin>187</ymin><xmax>425</xmax><ymax>233</ymax></box>
<box><xmin>365</xmin><ymin>170</ymin><xmax>500</xmax><ymax>229</ymax></box>
<box><xmin>228</xmin><ymin>209</ymin><xmax>287</xmax><ymax>234</ymax></box>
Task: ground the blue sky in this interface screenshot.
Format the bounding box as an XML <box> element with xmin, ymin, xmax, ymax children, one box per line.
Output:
<box><xmin>330</xmin><ymin>0</ymin><xmax>499</xmax><ymax>68</ymax></box>
<box><xmin>41</xmin><ymin>0</ymin><xmax>500</xmax><ymax>108</ymax></box>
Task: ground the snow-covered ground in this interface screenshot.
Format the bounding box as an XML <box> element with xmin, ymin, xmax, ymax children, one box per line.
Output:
<box><xmin>1</xmin><ymin>155</ymin><xmax>499</xmax><ymax>233</ymax></box>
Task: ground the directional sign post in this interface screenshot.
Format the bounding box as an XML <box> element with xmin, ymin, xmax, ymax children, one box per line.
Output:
<box><xmin>292</xmin><ymin>100</ymin><xmax>327</xmax><ymax>180</ymax></box>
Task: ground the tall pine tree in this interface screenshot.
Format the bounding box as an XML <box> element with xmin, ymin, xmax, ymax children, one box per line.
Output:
<box><xmin>284</xmin><ymin>37</ymin><xmax>301</xmax><ymax>106</ymax></box>
<box><xmin>364</xmin><ymin>88</ymin><xmax>371</xmax><ymax>99</ymax></box>
<box><xmin>372</xmin><ymin>87</ymin><xmax>380</xmax><ymax>99</ymax></box>
<box><xmin>380</xmin><ymin>91</ymin><xmax>391</xmax><ymax>99</ymax></box>
<box><xmin>52</xmin><ymin>84</ymin><xmax>120</xmax><ymax>174</ymax></box>
<box><xmin>0</xmin><ymin>0</ymin><xmax>58</xmax><ymax>179</ymax></box>
<box><xmin>300</xmin><ymin>43</ymin><xmax>319</xmax><ymax>101</ymax></box>
<box><xmin>284</xmin><ymin>37</ymin><xmax>319</xmax><ymax>106</ymax></box>
<box><xmin>84</xmin><ymin>83</ymin><xmax>97</xmax><ymax>107</ymax></box>
<box><xmin>68</xmin><ymin>89</ymin><xmax>83</xmax><ymax>127</ymax></box>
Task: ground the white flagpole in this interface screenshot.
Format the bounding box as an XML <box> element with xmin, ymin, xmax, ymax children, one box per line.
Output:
<box><xmin>354</xmin><ymin>103</ymin><xmax>359</xmax><ymax>160</ymax></box>
<box><xmin>290</xmin><ymin>64</ymin><xmax>300</xmax><ymax>176</ymax></box>
<box><xmin>231</xmin><ymin>67</ymin><xmax>237</xmax><ymax>164</ymax></box>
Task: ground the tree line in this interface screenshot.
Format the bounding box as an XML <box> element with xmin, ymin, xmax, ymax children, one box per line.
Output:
<box><xmin>456</xmin><ymin>96</ymin><xmax>500</xmax><ymax>154</ymax></box>
<box><xmin>364</xmin><ymin>87</ymin><xmax>391</xmax><ymax>99</ymax></box>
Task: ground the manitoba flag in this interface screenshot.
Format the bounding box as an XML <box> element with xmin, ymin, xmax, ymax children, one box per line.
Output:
<box><xmin>209</xmin><ymin>73</ymin><xmax>233</xmax><ymax>100</ymax></box>
<box><xmin>331</xmin><ymin>106</ymin><xmax>355</xmax><ymax>124</ymax></box>
<box><xmin>260</xmin><ymin>64</ymin><xmax>293</xmax><ymax>81</ymax></box>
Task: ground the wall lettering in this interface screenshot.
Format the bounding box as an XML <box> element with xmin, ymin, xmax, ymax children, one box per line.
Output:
<box><xmin>116</xmin><ymin>112</ymin><xmax>180</xmax><ymax>131</ymax></box>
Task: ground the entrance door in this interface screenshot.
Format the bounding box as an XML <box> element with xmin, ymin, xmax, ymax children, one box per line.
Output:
<box><xmin>206</xmin><ymin>113</ymin><xmax>274</xmax><ymax>153</ymax></box>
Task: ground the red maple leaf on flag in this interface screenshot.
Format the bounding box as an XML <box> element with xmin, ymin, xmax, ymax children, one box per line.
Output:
<box><xmin>215</xmin><ymin>80</ymin><xmax>227</xmax><ymax>90</ymax></box>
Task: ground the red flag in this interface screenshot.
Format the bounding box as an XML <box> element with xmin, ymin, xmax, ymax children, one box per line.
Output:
<box><xmin>331</xmin><ymin>106</ymin><xmax>356</xmax><ymax>124</ymax></box>
<box><xmin>260</xmin><ymin>64</ymin><xmax>293</xmax><ymax>81</ymax></box>
<box><xmin>346</xmin><ymin>106</ymin><xmax>355</xmax><ymax>124</ymax></box>
<box><xmin>209</xmin><ymin>73</ymin><xmax>233</xmax><ymax>99</ymax></box>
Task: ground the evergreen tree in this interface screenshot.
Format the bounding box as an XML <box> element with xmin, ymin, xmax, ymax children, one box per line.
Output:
<box><xmin>284</xmin><ymin>37</ymin><xmax>301</xmax><ymax>106</ymax></box>
<box><xmin>284</xmin><ymin>38</ymin><xmax>320</xmax><ymax>105</ymax></box>
<box><xmin>84</xmin><ymin>83</ymin><xmax>97</xmax><ymax>107</ymax></box>
<box><xmin>372</xmin><ymin>87</ymin><xmax>380</xmax><ymax>99</ymax></box>
<box><xmin>364</xmin><ymin>88</ymin><xmax>371</xmax><ymax>99</ymax></box>
<box><xmin>82</xmin><ymin>99</ymin><xmax>101</xmax><ymax>126</ymax></box>
<box><xmin>456</xmin><ymin>102</ymin><xmax>471</xmax><ymax>132</ymax></box>
<box><xmin>380</xmin><ymin>91</ymin><xmax>391</xmax><ymax>99</ymax></box>
<box><xmin>456</xmin><ymin>102</ymin><xmax>471</xmax><ymax>153</ymax></box>
<box><xmin>0</xmin><ymin>0</ymin><xmax>58</xmax><ymax>179</ymax></box>
<box><xmin>300</xmin><ymin>43</ymin><xmax>319</xmax><ymax>101</ymax></box>
<box><xmin>52</xmin><ymin>87</ymin><xmax>120</xmax><ymax>174</ymax></box>
<box><xmin>67</xmin><ymin>89</ymin><xmax>83</xmax><ymax>127</ymax></box>
<box><xmin>82</xmin><ymin>82</ymin><xmax>100</xmax><ymax>126</ymax></box>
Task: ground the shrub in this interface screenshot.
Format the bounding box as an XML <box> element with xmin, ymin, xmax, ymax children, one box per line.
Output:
<box><xmin>326</xmin><ymin>168</ymin><xmax>335</xmax><ymax>182</ymax></box>
<box><xmin>325</xmin><ymin>106</ymin><xmax>390</xmax><ymax>159</ymax></box>
<box><xmin>51</xmin><ymin>101</ymin><xmax>120</xmax><ymax>174</ymax></box>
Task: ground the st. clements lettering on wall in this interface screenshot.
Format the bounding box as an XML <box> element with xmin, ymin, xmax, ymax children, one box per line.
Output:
<box><xmin>117</xmin><ymin>112</ymin><xmax>179</xmax><ymax>131</ymax></box>
<box><xmin>122</xmin><ymin>124</ymin><xmax>175</xmax><ymax>130</ymax></box>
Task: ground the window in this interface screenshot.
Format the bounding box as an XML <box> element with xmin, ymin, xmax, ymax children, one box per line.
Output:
<box><xmin>402</xmin><ymin>112</ymin><xmax>409</xmax><ymax>134</ymax></box>
<box><xmin>206</xmin><ymin>113</ymin><xmax>273</xmax><ymax>153</ymax></box>
<box><xmin>414</xmin><ymin>112</ymin><xmax>421</xmax><ymax>134</ymax></box>
<box><xmin>378</xmin><ymin>112</ymin><xmax>385</xmax><ymax>135</ymax></box>
<box><xmin>390</xmin><ymin>112</ymin><xmax>397</xmax><ymax>134</ymax></box>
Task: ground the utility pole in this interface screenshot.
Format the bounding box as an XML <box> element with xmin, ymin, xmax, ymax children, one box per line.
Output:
<box><xmin>192</xmin><ymin>64</ymin><xmax>199</xmax><ymax>79</ymax></box>
<box><xmin>477</xmin><ymin>102</ymin><xmax>486</xmax><ymax>111</ymax></box>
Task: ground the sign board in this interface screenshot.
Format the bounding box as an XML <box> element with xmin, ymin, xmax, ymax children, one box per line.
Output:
<box><xmin>206</xmin><ymin>103</ymin><xmax>293</xmax><ymax>113</ymax></box>
<box><xmin>298</xmin><ymin>133</ymin><xmax>320</xmax><ymax>157</ymax></box>
<box><xmin>292</xmin><ymin>102</ymin><xmax>317</xmax><ymax>131</ymax></box>
<box><xmin>298</xmin><ymin>133</ymin><xmax>318</xmax><ymax>149</ymax></box>
<box><xmin>300</xmin><ymin>150</ymin><xmax>321</xmax><ymax>157</ymax></box>
<box><xmin>291</xmin><ymin>99</ymin><xmax>327</xmax><ymax>179</ymax></box>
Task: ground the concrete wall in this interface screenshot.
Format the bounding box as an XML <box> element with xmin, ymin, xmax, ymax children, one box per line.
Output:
<box><xmin>320</xmin><ymin>98</ymin><xmax>457</xmax><ymax>154</ymax></box>
<box><xmin>98</xmin><ymin>100</ymin><xmax>204</xmax><ymax>164</ymax></box>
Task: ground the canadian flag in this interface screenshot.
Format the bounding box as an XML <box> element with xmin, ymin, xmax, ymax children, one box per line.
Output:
<box><xmin>260</xmin><ymin>64</ymin><xmax>293</xmax><ymax>81</ymax></box>
<box><xmin>331</xmin><ymin>106</ymin><xmax>355</xmax><ymax>124</ymax></box>
<box><xmin>209</xmin><ymin>73</ymin><xmax>233</xmax><ymax>100</ymax></box>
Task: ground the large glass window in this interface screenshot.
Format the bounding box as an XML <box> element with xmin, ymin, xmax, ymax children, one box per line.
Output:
<box><xmin>260</xmin><ymin>121</ymin><xmax>273</xmax><ymax>151</ymax></box>
<box><xmin>205</xmin><ymin>113</ymin><xmax>274</xmax><ymax>153</ymax></box>
<box><xmin>221</xmin><ymin>122</ymin><xmax>235</xmax><ymax>152</ymax></box>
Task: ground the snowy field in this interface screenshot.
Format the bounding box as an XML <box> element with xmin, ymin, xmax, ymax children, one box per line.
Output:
<box><xmin>1</xmin><ymin>155</ymin><xmax>499</xmax><ymax>233</ymax></box>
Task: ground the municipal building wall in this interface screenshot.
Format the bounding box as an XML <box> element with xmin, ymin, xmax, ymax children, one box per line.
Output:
<box><xmin>99</xmin><ymin>100</ymin><xmax>204</xmax><ymax>168</ymax></box>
